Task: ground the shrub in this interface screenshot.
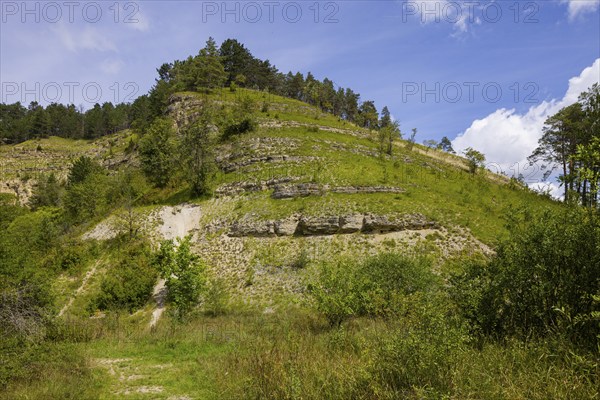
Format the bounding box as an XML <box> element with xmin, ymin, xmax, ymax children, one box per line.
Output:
<box><xmin>29</xmin><ymin>173</ymin><xmax>62</xmax><ymax>210</ymax></box>
<box><xmin>290</xmin><ymin>247</ymin><xmax>309</xmax><ymax>269</ymax></box>
<box><xmin>220</xmin><ymin>95</ymin><xmax>257</xmax><ymax>139</ymax></box>
<box><xmin>67</xmin><ymin>156</ymin><xmax>103</xmax><ymax>187</ymax></box>
<box><xmin>92</xmin><ymin>241</ymin><xmax>157</xmax><ymax>312</ymax></box>
<box><xmin>1</xmin><ymin>208</ymin><xmax>63</xmax><ymax>275</ymax></box>
<box><xmin>0</xmin><ymin>283</ymin><xmax>51</xmax><ymax>343</ymax></box>
<box><xmin>223</xmin><ymin>117</ymin><xmax>257</xmax><ymax>138</ymax></box>
<box><xmin>308</xmin><ymin>259</ymin><xmax>358</xmax><ymax>327</ymax></box>
<box><xmin>153</xmin><ymin>236</ymin><xmax>207</xmax><ymax>318</ymax></box>
<box><xmin>0</xmin><ymin>194</ymin><xmax>26</xmax><ymax>230</ymax></box>
<box><xmin>53</xmin><ymin>241</ymin><xmax>94</xmax><ymax>272</ymax></box>
<box><xmin>138</xmin><ymin>118</ymin><xmax>176</xmax><ymax>188</ymax></box>
<box><xmin>308</xmin><ymin>254</ymin><xmax>437</xmax><ymax>326</ymax></box>
<box><xmin>203</xmin><ymin>276</ymin><xmax>229</xmax><ymax>316</ymax></box>
<box><xmin>369</xmin><ymin>298</ymin><xmax>468</xmax><ymax>397</ymax></box>
<box><xmin>63</xmin><ymin>173</ymin><xmax>110</xmax><ymax>223</ymax></box>
<box><xmin>452</xmin><ymin>205</ymin><xmax>600</xmax><ymax>349</ymax></box>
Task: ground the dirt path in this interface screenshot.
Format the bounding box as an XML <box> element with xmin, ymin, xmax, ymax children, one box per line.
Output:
<box><xmin>58</xmin><ymin>260</ymin><xmax>100</xmax><ymax>317</ymax></box>
<box><xmin>149</xmin><ymin>279</ymin><xmax>167</xmax><ymax>328</ymax></box>
<box><xmin>149</xmin><ymin>204</ymin><xmax>202</xmax><ymax>328</ymax></box>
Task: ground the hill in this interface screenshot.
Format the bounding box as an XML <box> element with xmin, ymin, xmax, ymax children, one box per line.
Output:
<box><xmin>2</xmin><ymin>88</ymin><xmax>550</xmax><ymax>306</ymax></box>
<box><xmin>1</xmin><ymin>87</ymin><xmax>597</xmax><ymax>399</ymax></box>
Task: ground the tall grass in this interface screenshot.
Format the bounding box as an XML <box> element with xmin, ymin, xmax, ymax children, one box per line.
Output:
<box><xmin>2</xmin><ymin>306</ymin><xmax>597</xmax><ymax>399</ymax></box>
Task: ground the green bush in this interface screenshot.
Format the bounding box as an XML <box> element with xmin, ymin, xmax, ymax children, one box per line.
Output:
<box><xmin>308</xmin><ymin>259</ymin><xmax>358</xmax><ymax>327</ymax></box>
<box><xmin>92</xmin><ymin>241</ymin><xmax>157</xmax><ymax>312</ymax></box>
<box><xmin>67</xmin><ymin>156</ymin><xmax>103</xmax><ymax>186</ymax></box>
<box><xmin>0</xmin><ymin>195</ymin><xmax>26</xmax><ymax>230</ymax></box>
<box><xmin>0</xmin><ymin>342</ymin><xmax>99</xmax><ymax>399</ymax></box>
<box><xmin>29</xmin><ymin>173</ymin><xmax>63</xmax><ymax>210</ymax></box>
<box><xmin>53</xmin><ymin>241</ymin><xmax>94</xmax><ymax>273</ymax></box>
<box><xmin>138</xmin><ymin>118</ymin><xmax>176</xmax><ymax>188</ymax></box>
<box><xmin>154</xmin><ymin>236</ymin><xmax>207</xmax><ymax>318</ymax></box>
<box><xmin>1</xmin><ymin>208</ymin><xmax>63</xmax><ymax>279</ymax></box>
<box><xmin>203</xmin><ymin>276</ymin><xmax>230</xmax><ymax>317</ymax></box>
<box><xmin>290</xmin><ymin>247</ymin><xmax>309</xmax><ymax>269</ymax></box>
<box><xmin>220</xmin><ymin>96</ymin><xmax>257</xmax><ymax>139</ymax></box>
<box><xmin>358</xmin><ymin>253</ymin><xmax>437</xmax><ymax>316</ymax></box>
<box><xmin>308</xmin><ymin>253</ymin><xmax>437</xmax><ymax>326</ymax></box>
<box><xmin>370</xmin><ymin>298</ymin><xmax>468</xmax><ymax>398</ymax></box>
<box><xmin>452</xmin><ymin>205</ymin><xmax>600</xmax><ymax>349</ymax></box>
<box><xmin>64</xmin><ymin>173</ymin><xmax>111</xmax><ymax>223</ymax></box>
<box><xmin>223</xmin><ymin>117</ymin><xmax>257</xmax><ymax>138</ymax></box>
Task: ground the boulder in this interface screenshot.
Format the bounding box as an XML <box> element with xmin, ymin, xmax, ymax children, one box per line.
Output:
<box><xmin>339</xmin><ymin>214</ymin><xmax>363</xmax><ymax>233</ymax></box>
<box><xmin>362</xmin><ymin>214</ymin><xmax>403</xmax><ymax>233</ymax></box>
<box><xmin>297</xmin><ymin>216</ymin><xmax>340</xmax><ymax>235</ymax></box>
<box><xmin>401</xmin><ymin>213</ymin><xmax>439</xmax><ymax>230</ymax></box>
<box><xmin>274</xmin><ymin>216</ymin><xmax>300</xmax><ymax>236</ymax></box>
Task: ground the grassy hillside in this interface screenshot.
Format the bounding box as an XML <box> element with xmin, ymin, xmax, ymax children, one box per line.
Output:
<box><xmin>2</xmin><ymin>88</ymin><xmax>596</xmax><ymax>400</ymax></box>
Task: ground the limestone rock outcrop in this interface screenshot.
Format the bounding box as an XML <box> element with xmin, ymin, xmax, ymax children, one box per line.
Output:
<box><xmin>227</xmin><ymin>212</ymin><xmax>437</xmax><ymax>237</ymax></box>
<box><xmin>271</xmin><ymin>184</ymin><xmax>404</xmax><ymax>199</ymax></box>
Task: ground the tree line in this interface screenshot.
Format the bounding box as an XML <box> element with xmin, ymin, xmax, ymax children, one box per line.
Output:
<box><xmin>1</xmin><ymin>37</ymin><xmax>462</xmax><ymax>149</ymax></box>
<box><xmin>0</xmin><ymin>101</ymin><xmax>144</xmax><ymax>144</ymax></box>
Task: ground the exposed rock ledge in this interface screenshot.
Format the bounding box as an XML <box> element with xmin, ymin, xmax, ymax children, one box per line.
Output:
<box><xmin>227</xmin><ymin>213</ymin><xmax>438</xmax><ymax>237</ymax></box>
<box><xmin>215</xmin><ymin>177</ymin><xmax>300</xmax><ymax>197</ymax></box>
<box><xmin>271</xmin><ymin>183</ymin><xmax>404</xmax><ymax>199</ymax></box>
<box><xmin>215</xmin><ymin>181</ymin><xmax>404</xmax><ymax>198</ymax></box>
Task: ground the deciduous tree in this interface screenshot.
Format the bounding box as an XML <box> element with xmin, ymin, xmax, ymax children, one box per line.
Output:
<box><xmin>463</xmin><ymin>147</ymin><xmax>485</xmax><ymax>174</ymax></box>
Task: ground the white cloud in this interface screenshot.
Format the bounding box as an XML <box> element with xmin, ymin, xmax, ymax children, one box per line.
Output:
<box><xmin>563</xmin><ymin>0</ymin><xmax>600</xmax><ymax>20</ymax></box>
<box><xmin>127</xmin><ymin>10</ymin><xmax>150</xmax><ymax>32</ymax></box>
<box><xmin>100</xmin><ymin>59</ymin><xmax>124</xmax><ymax>74</ymax></box>
<box><xmin>529</xmin><ymin>181</ymin><xmax>563</xmax><ymax>199</ymax></box>
<box><xmin>452</xmin><ymin>58</ymin><xmax>600</xmax><ymax>195</ymax></box>
<box><xmin>406</xmin><ymin>0</ymin><xmax>480</xmax><ymax>34</ymax></box>
<box><xmin>53</xmin><ymin>23</ymin><xmax>117</xmax><ymax>52</ymax></box>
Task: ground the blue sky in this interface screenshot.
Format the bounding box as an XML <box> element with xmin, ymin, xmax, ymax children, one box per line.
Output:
<box><xmin>1</xmin><ymin>0</ymin><xmax>599</xmax><ymax>189</ymax></box>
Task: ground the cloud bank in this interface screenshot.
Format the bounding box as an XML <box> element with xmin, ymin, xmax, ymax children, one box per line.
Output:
<box><xmin>564</xmin><ymin>0</ymin><xmax>600</xmax><ymax>20</ymax></box>
<box><xmin>452</xmin><ymin>58</ymin><xmax>600</xmax><ymax>197</ymax></box>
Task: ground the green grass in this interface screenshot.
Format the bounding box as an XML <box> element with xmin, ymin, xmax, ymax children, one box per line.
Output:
<box><xmin>0</xmin><ymin>342</ymin><xmax>107</xmax><ymax>400</ymax></box>
<box><xmin>4</xmin><ymin>309</ymin><xmax>596</xmax><ymax>400</ymax></box>
<box><xmin>179</xmin><ymin>88</ymin><xmax>360</xmax><ymax>132</ymax></box>
<box><xmin>86</xmin><ymin>334</ymin><xmax>229</xmax><ymax>399</ymax></box>
<box><xmin>0</xmin><ymin>130</ymin><xmax>135</xmax><ymax>181</ymax></box>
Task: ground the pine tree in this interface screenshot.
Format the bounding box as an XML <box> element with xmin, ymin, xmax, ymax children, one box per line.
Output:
<box><xmin>439</xmin><ymin>136</ymin><xmax>455</xmax><ymax>153</ymax></box>
<box><xmin>380</xmin><ymin>106</ymin><xmax>392</xmax><ymax>128</ymax></box>
<box><xmin>195</xmin><ymin>37</ymin><xmax>226</xmax><ymax>91</ymax></box>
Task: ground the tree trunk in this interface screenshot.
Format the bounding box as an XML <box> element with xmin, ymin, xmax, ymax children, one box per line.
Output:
<box><xmin>563</xmin><ymin>157</ymin><xmax>568</xmax><ymax>201</ymax></box>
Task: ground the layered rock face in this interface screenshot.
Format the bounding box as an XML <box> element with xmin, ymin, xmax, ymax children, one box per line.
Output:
<box><xmin>227</xmin><ymin>213</ymin><xmax>438</xmax><ymax>237</ymax></box>
<box><xmin>271</xmin><ymin>183</ymin><xmax>404</xmax><ymax>199</ymax></box>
